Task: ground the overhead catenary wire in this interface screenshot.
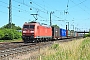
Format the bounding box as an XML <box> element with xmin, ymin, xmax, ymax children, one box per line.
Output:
<box><xmin>0</xmin><ymin>0</ymin><xmax>31</xmax><ymax>21</ymax></box>
<box><xmin>31</xmin><ymin>0</ymin><xmax>63</xmax><ymax>19</ymax></box>
<box><xmin>0</xmin><ymin>10</ymin><xmax>8</xmax><ymax>14</ymax></box>
<box><xmin>13</xmin><ymin>0</ymin><xmax>48</xmax><ymax>14</ymax></box>
<box><xmin>30</xmin><ymin>0</ymin><xmax>49</xmax><ymax>13</ymax></box>
<box><xmin>30</xmin><ymin>0</ymin><xmax>63</xmax><ymax>22</ymax></box>
<box><xmin>16</xmin><ymin>0</ymin><xmax>64</xmax><ymax>21</ymax></box>
<box><xmin>0</xmin><ymin>9</ymin><xmax>29</xmax><ymax>22</ymax></box>
<box><xmin>0</xmin><ymin>2</ymin><xmax>8</xmax><ymax>15</ymax></box>
<box><xmin>0</xmin><ymin>0</ymin><xmax>8</xmax><ymax>5</ymax></box>
<box><xmin>0</xmin><ymin>1</ymin><xmax>26</xmax><ymax>13</ymax></box>
<box><xmin>12</xmin><ymin>0</ymin><xmax>49</xmax><ymax>22</ymax></box>
<box><xmin>0</xmin><ymin>0</ymin><xmax>30</xmax><ymax>15</ymax></box>
<box><xmin>38</xmin><ymin>14</ymin><xmax>47</xmax><ymax>20</ymax></box>
<box><xmin>41</xmin><ymin>0</ymin><xmax>64</xmax><ymax>12</ymax></box>
<box><xmin>68</xmin><ymin>0</ymin><xmax>87</xmax><ymax>9</ymax></box>
<box><xmin>79</xmin><ymin>0</ymin><xmax>90</xmax><ymax>10</ymax></box>
<box><xmin>64</xmin><ymin>0</ymin><xmax>90</xmax><ymax>22</ymax></box>
<box><xmin>70</xmin><ymin>0</ymin><xmax>90</xmax><ymax>15</ymax></box>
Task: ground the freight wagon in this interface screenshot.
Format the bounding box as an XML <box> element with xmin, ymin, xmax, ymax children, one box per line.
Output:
<box><xmin>60</xmin><ymin>28</ymin><xmax>66</xmax><ymax>39</ymax></box>
<box><xmin>73</xmin><ymin>31</ymin><xmax>78</xmax><ymax>38</ymax></box>
<box><xmin>52</xmin><ymin>26</ymin><xmax>60</xmax><ymax>40</ymax></box>
<box><xmin>70</xmin><ymin>30</ymin><xmax>74</xmax><ymax>38</ymax></box>
<box><xmin>67</xmin><ymin>30</ymin><xmax>71</xmax><ymax>38</ymax></box>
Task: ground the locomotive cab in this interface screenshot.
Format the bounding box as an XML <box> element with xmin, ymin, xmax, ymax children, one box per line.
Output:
<box><xmin>22</xmin><ymin>22</ymin><xmax>39</xmax><ymax>42</ymax></box>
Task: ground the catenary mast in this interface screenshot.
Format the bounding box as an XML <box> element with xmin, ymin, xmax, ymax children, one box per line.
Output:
<box><xmin>9</xmin><ymin>0</ymin><xmax>12</xmax><ymax>28</ymax></box>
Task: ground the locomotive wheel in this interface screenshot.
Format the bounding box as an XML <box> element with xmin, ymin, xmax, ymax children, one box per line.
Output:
<box><xmin>23</xmin><ymin>39</ymin><xmax>27</xmax><ymax>43</ymax></box>
<box><xmin>32</xmin><ymin>39</ymin><xmax>37</xmax><ymax>43</ymax></box>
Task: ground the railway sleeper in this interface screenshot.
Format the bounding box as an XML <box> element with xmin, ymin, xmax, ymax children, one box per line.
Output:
<box><xmin>0</xmin><ymin>54</ymin><xmax>4</xmax><ymax>57</ymax></box>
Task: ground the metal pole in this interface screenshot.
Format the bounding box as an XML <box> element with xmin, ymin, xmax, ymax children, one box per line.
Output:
<box><xmin>9</xmin><ymin>0</ymin><xmax>12</xmax><ymax>28</ymax></box>
<box><xmin>68</xmin><ymin>22</ymin><xmax>69</xmax><ymax>30</ymax></box>
<box><xmin>77</xmin><ymin>28</ymin><xmax>78</xmax><ymax>31</ymax></box>
<box><xmin>84</xmin><ymin>30</ymin><xmax>85</xmax><ymax>38</ymax></box>
<box><xmin>66</xmin><ymin>22</ymin><xmax>69</xmax><ymax>30</ymax></box>
<box><xmin>50</xmin><ymin>12</ymin><xmax>52</xmax><ymax>26</ymax></box>
<box><xmin>66</xmin><ymin>25</ymin><xmax>68</xmax><ymax>37</ymax></box>
<box><xmin>50</xmin><ymin>11</ymin><xmax>54</xmax><ymax>26</ymax></box>
<box><xmin>73</xmin><ymin>25</ymin><xmax>74</xmax><ymax>31</ymax></box>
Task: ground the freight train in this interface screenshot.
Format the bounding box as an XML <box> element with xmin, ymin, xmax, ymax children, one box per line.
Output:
<box><xmin>22</xmin><ymin>22</ymin><xmax>83</xmax><ymax>43</ymax></box>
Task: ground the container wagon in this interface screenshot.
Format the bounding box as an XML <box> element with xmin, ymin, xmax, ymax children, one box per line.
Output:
<box><xmin>70</xmin><ymin>30</ymin><xmax>74</xmax><ymax>38</ymax></box>
<box><xmin>73</xmin><ymin>31</ymin><xmax>78</xmax><ymax>38</ymax></box>
<box><xmin>67</xmin><ymin>30</ymin><xmax>71</xmax><ymax>38</ymax></box>
<box><xmin>60</xmin><ymin>28</ymin><xmax>66</xmax><ymax>39</ymax></box>
<box><xmin>52</xmin><ymin>26</ymin><xmax>60</xmax><ymax>40</ymax></box>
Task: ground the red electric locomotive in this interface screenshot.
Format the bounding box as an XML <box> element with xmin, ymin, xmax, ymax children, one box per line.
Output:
<box><xmin>22</xmin><ymin>22</ymin><xmax>52</xmax><ymax>43</ymax></box>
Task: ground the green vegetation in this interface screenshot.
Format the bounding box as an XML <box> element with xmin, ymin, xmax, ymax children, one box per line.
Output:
<box><xmin>0</xmin><ymin>23</ymin><xmax>21</xmax><ymax>30</ymax></box>
<box><xmin>0</xmin><ymin>29</ymin><xmax>22</xmax><ymax>40</ymax></box>
<box><xmin>79</xmin><ymin>38</ymin><xmax>90</xmax><ymax>60</ymax></box>
<box><xmin>85</xmin><ymin>32</ymin><xmax>90</xmax><ymax>37</ymax></box>
<box><xmin>0</xmin><ymin>38</ymin><xmax>22</xmax><ymax>42</ymax></box>
<box><xmin>0</xmin><ymin>23</ymin><xmax>22</xmax><ymax>41</ymax></box>
<box><xmin>52</xmin><ymin>24</ymin><xmax>59</xmax><ymax>28</ymax></box>
<box><xmin>38</xmin><ymin>38</ymin><xmax>90</xmax><ymax>60</ymax></box>
<box><xmin>50</xmin><ymin>43</ymin><xmax>59</xmax><ymax>49</ymax></box>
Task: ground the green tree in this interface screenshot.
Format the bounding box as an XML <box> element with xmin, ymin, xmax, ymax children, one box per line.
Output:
<box><xmin>0</xmin><ymin>23</ymin><xmax>21</xmax><ymax>30</ymax></box>
<box><xmin>52</xmin><ymin>25</ymin><xmax>59</xmax><ymax>28</ymax></box>
<box><xmin>0</xmin><ymin>29</ymin><xmax>22</xmax><ymax>40</ymax></box>
<box><xmin>85</xmin><ymin>32</ymin><xmax>90</xmax><ymax>37</ymax></box>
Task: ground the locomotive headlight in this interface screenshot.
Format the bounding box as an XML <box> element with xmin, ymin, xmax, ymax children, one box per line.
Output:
<box><xmin>56</xmin><ymin>31</ymin><xmax>57</xmax><ymax>32</ymax></box>
<box><xmin>23</xmin><ymin>34</ymin><xmax>25</xmax><ymax>35</ymax></box>
<box><xmin>30</xmin><ymin>31</ymin><xmax>34</xmax><ymax>33</ymax></box>
<box><xmin>23</xmin><ymin>31</ymin><xmax>26</xmax><ymax>33</ymax></box>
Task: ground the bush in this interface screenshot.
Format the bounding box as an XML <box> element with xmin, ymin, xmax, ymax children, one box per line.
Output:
<box><xmin>0</xmin><ymin>29</ymin><xmax>22</xmax><ymax>40</ymax></box>
<box><xmin>85</xmin><ymin>32</ymin><xmax>90</xmax><ymax>37</ymax></box>
<box><xmin>13</xmin><ymin>30</ymin><xmax>22</xmax><ymax>39</ymax></box>
<box><xmin>0</xmin><ymin>30</ymin><xmax>4</xmax><ymax>39</ymax></box>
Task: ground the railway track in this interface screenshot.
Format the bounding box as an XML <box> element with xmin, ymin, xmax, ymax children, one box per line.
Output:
<box><xmin>0</xmin><ymin>42</ymin><xmax>36</xmax><ymax>50</ymax></box>
<box><xmin>0</xmin><ymin>41</ymin><xmax>53</xmax><ymax>60</ymax></box>
<box><xmin>0</xmin><ymin>38</ymin><xmax>81</xmax><ymax>60</ymax></box>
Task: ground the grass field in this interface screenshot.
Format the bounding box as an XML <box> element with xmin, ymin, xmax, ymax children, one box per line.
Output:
<box><xmin>0</xmin><ymin>38</ymin><xmax>22</xmax><ymax>43</ymax></box>
<box><xmin>38</xmin><ymin>37</ymin><xmax>90</xmax><ymax>60</ymax></box>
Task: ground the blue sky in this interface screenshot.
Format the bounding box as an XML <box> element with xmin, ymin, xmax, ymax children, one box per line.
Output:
<box><xmin>0</xmin><ymin>0</ymin><xmax>90</xmax><ymax>31</ymax></box>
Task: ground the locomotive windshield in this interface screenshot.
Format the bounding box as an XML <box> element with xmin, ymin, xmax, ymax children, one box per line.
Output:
<box><xmin>23</xmin><ymin>25</ymin><xmax>35</xmax><ymax>29</ymax></box>
<box><xmin>23</xmin><ymin>25</ymin><xmax>29</xmax><ymax>28</ymax></box>
<box><xmin>30</xmin><ymin>25</ymin><xmax>35</xmax><ymax>29</ymax></box>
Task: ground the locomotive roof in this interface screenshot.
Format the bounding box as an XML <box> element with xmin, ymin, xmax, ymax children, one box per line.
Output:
<box><xmin>29</xmin><ymin>21</ymin><xmax>37</xmax><ymax>23</ymax></box>
<box><xmin>24</xmin><ymin>22</ymin><xmax>51</xmax><ymax>27</ymax></box>
<box><xmin>24</xmin><ymin>21</ymin><xmax>39</xmax><ymax>24</ymax></box>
